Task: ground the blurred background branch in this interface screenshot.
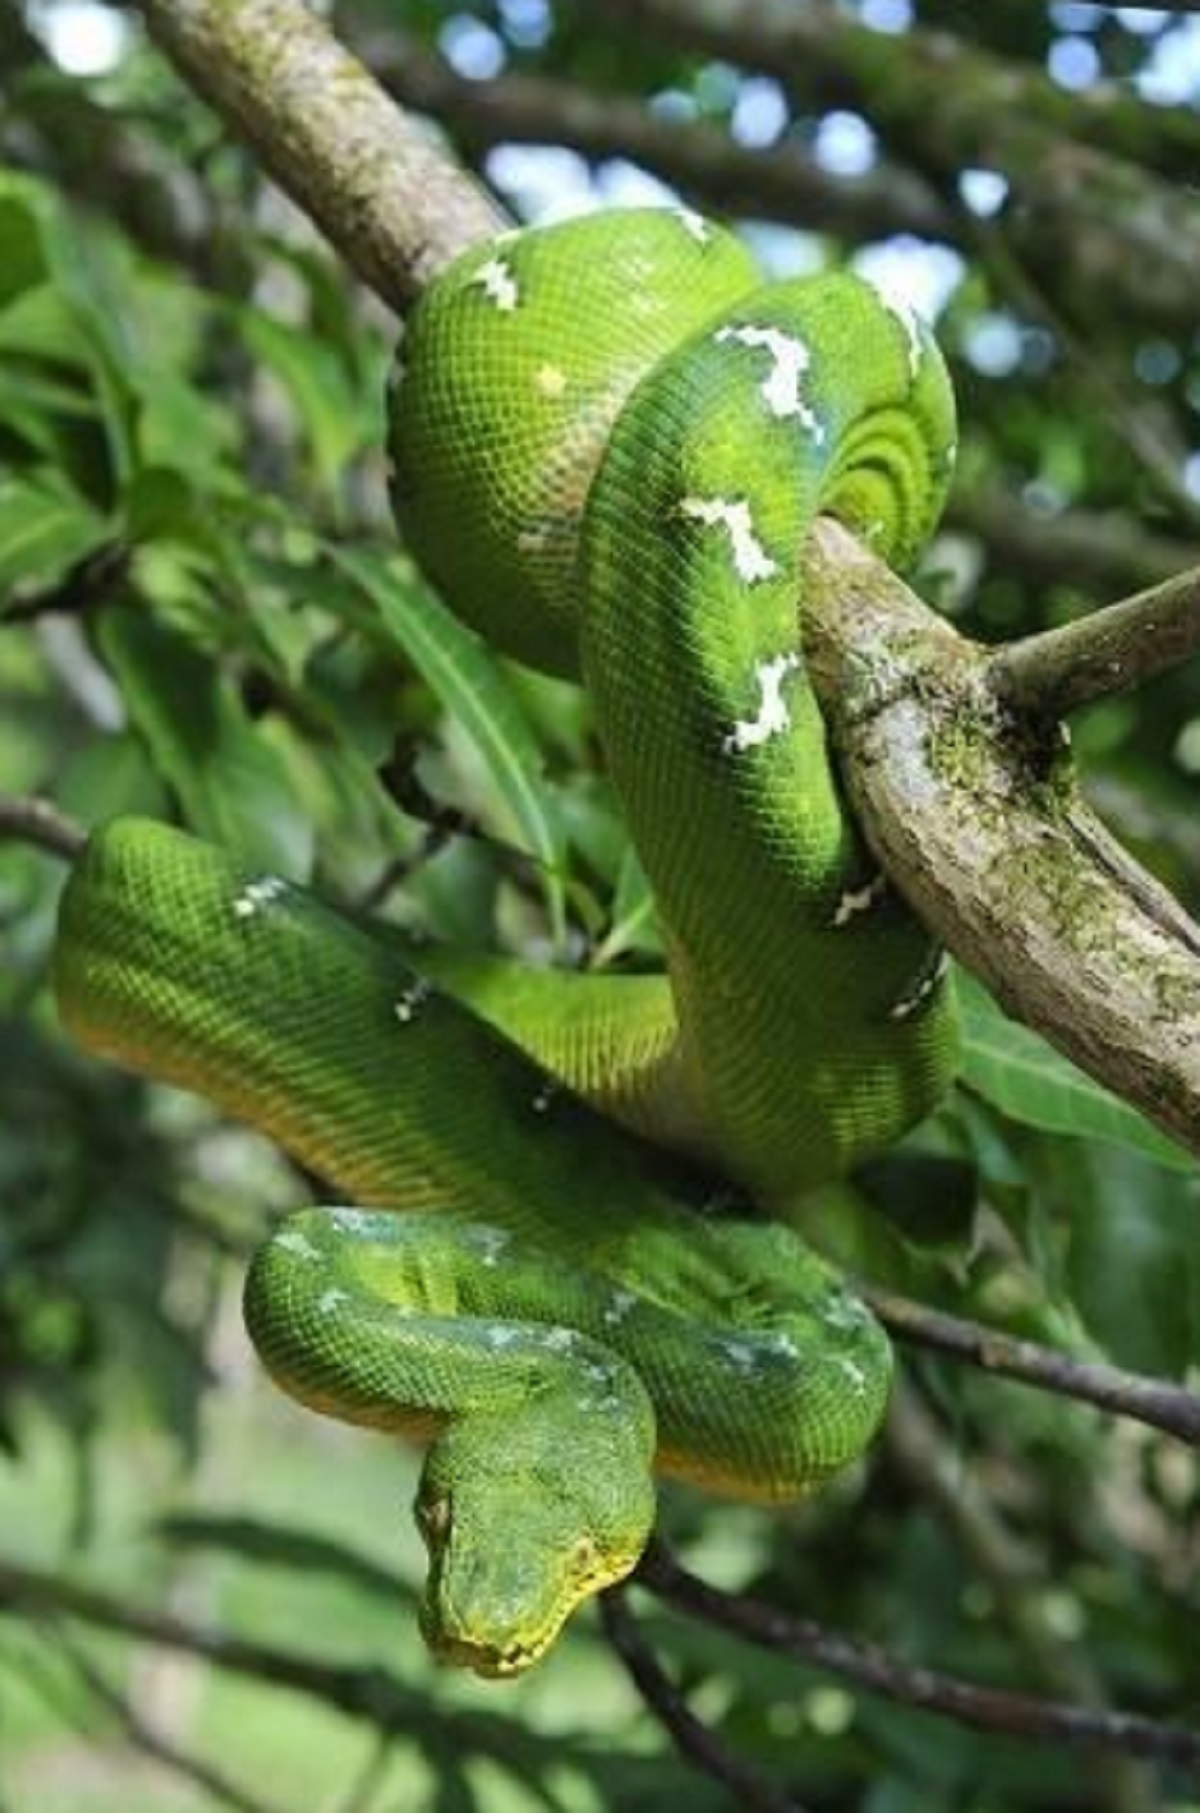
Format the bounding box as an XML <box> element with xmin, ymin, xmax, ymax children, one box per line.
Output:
<box><xmin>3</xmin><ymin>3</ymin><xmax>1200</xmax><ymax>1808</ymax></box>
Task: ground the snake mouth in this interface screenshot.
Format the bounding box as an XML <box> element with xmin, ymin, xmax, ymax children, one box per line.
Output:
<box><xmin>430</xmin><ymin>1629</ymin><xmax>547</xmax><ymax>1680</ymax></box>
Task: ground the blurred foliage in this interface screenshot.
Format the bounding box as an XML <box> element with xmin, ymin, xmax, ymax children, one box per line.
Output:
<box><xmin>1</xmin><ymin>2</ymin><xmax>1199</xmax><ymax>1810</ymax></box>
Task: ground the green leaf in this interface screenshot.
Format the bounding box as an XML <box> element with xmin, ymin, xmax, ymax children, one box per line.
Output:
<box><xmin>97</xmin><ymin>605</ymin><xmax>314</xmax><ymax>877</ymax></box>
<box><xmin>0</xmin><ymin>474</ymin><xmax>109</xmax><ymax>600</ymax></box>
<box><xmin>592</xmin><ymin>845</ymin><xmax>662</xmax><ymax>966</ymax></box>
<box><xmin>239</xmin><ymin>310</ymin><xmax>366</xmax><ymax>490</ymax></box>
<box><xmin>957</xmin><ymin>974</ymin><xmax>1193</xmax><ymax>1174</ymax></box>
<box><xmin>330</xmin><ymin>547</ymin><xmax>568</xmax><ymax>946</ymax></box>
<box><xmin>0</xmin><ymin>181</ymin><xmax>51</xmax><ymax>309</ymax></box>
<box><xmin>1052</xmin><ymin>1141</ymin><xmax>1200</xmax><ymax>1375</ymax></box>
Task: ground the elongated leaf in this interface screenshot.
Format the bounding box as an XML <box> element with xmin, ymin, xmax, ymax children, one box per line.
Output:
<box><xmin>239</xmin><ymin>310</ymin><xmax>367</xmax><ymax>489</ymax></box>
<box><xmin>957</xmin><ymin>974</ymin><xmax>1193</xmax><ymax>1174</ymax></box>
<box><xmin>330</xmin><ymin>546</ymin><xmax>567</xmax><ymax>944</ymax></box>
<box><xmin>0</xmin><ymin>474</ymin><xmax>108</xmax><ymax>600</ymax></box>
<box><xmin>98</xmin><ymin>606</ymin><xmax>314</xmax><ymax>877</ymax></box>
<box><xmin>592</xmin><ymin>844</ymin><xmax>662</xmax><ymax>966</ymax></box>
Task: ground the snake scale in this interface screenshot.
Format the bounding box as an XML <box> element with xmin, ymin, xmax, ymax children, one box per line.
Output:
<box><xmin>55</xmin><ymin>208</ymin><xmax>959</xmax><ymax>1677</ymax></box>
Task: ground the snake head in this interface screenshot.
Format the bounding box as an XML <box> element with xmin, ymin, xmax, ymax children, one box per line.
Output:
<box><xmin>414</xmin><ymin>1397</ymin><xmax>656</xmax><ymax>1679</ymax></box>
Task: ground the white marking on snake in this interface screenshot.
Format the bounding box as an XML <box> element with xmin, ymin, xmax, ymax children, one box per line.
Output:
<box><xmin>318</xmin><ymin>1288</ymin><xmax>350</xmax><ymax>1315</ymax></box>
<box><xmin>535</xmin><ymin>364</ymin><xmax>568</xmax><ymax>399</ymax></box>
<box><xmin>602</xmin><ymin>1289</ymin><xmax>638</xmax><ymax>1327</ymax></box>
<box><xmin>714</xmin><ymin>324</ymin><xmax>825</xmax><ymax>439</ymax></box>
<box><xmin>721</xmin><ymin>1338</ymin><xmax>762</xmax><ymax>1374</ymax></box>
<box><xmin>822</xmin><ymin>1295</ymin><xmax>870</xmax><ymax>1332</ymax></box>
<box><xmin>881</xmin><ymin>293</ymin><xmax>925</xmax><ymax>378</ymax></box>
<box><xmin>763</xmin><ymin>1331</ymin><xmax>800</xmax><ymax>1360</ymax></box>
<box><xmin>464</xmin><ymin>1227</ymin><xmax>510</xmax><ymax>1269</ymax></box>
<box><xmin>394</xmin><ymin>978</ymin><xmax>433</xmax><ymax>1025</ymax></box>
<box><xmin>486</xmin><ymin>1326</ymin><xmax>521</xmax><ymax>1350</ymax></box>
<box><xmin>675</xmin><ymin>207</ymin><xmax>711</xmax><ymax>244</ymax></box>
<box><xmin>722</xmin><ymin>653</ymin><xmax>802</xmax><ymax>754</ymax></box>
<box><xmin>331</xmin><ymin>1208</ymin><xmax>378</xmax><ymax>1234</ymax></box>
<box><xmin>473</xmin><ymin>257</ymin><xmax>520</xmax><ymax>312</ymax></box>
<box><xmin>832</xmin><ymin>872</ymin><xmax>887</xmax><ymax>927</ymax></box>
<box><xmin>835</xmin><ymin>1355</ymin><xmax>869</xmax><ymax>1393</ymax></box>
<box><xmin>542</xmin><ymin>1328</ymin><xmax>576</xmax><ymax>1352</ymax></box>
<box><xmin>275</xmin><ymin>1228</ymin><xmax>320</xmax><ymax>1262</ymax></box>
<box><xmin>679</xmin><ymin>496</ymin><xmax>779</xmax><ymax>583</ymax></box>
<box><xmin>232</xmin><ymin>876</ymin><xmax>288</xmax><ymax>919</ymax></box>
<box><xmin>889</xmin><ymin>950</ymin><xmax>950</xmax><ymax>1021</ymax></box>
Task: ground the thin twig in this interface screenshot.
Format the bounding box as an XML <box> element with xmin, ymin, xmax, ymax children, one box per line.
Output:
<box><xmin>990</xmin><ymin>565</ymin><xmax>1200</xmax><ymax>722</ymax></box>
<box><xmin>0</xmin><ymin>794</ymin><xmax>87</xmax><ymax>861</ymax></box>
<box><xmin>865</xmin><ymin>1287</ymin><xmax>1200</xmax><ymax>1447</ymax></box>
<box><xmin>600</xmin><ymin>1587</ymin><xmax>809</xmax><ymax>1813</ymax></box>
<box><xmin>51</xmin><ymin>1625</ymin><xmax>281</xmax><ymax>1813</ymax></box>
<box><xmin>0</xmin><ymin>1559</ymin><xmax>584</xmax><ymax>1779</ymax></box>
<box><xmin>635</xmin><ymin>1542</ymin><xmax>1200</xmax><ymax>1767</ymax></box>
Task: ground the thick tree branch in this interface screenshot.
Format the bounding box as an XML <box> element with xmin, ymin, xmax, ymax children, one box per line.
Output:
<box><xmin>866</xmin><ymin>1288</ymin><xmax>1200</xmax><ymax>1448</ymax></box>
<box><xmin>131</xmin><ymin>0</ymin><xmax>503</xmax><ymax>311</ymax></box>
<box><xmin>600</xmin><ymin>1590</ymin><xmax>809</xmax><ymax>1813</ymax></box>
<box><xmin>588</xmin><ymin>0</ymin><xmax>1200</xmax><ymax>336</ymax></box>
<box><xmin>573</xmin><ymin>0</ymin><xmax>1200</xmax><ymax>183</ymax></box>
<box><xmin>805</xmin><ymin>518</ymin><xmax>1200</xmax><ymax>1159</ymax></box>
<box><xmin>947</xmin><ymin>484</ymin><xmax>1200</xmax><ymax>600</ymax></box>
<box><xmin>78</xmin><ymin>0</ymin><xmax>1200</xmax><ymax>1153</ymax></box>
<box><xmin>991</xmin><ymin>565</ymin><xmax>1200</xmax><ymax>722</ymax></box>
<box><xmin>635</xmin><ymin>1542</ymin><xmax>1200</xmax><ymax>1766</ymax></box>
<box><xmin>362</xmin><ymin>33</ymin><xmax>951</xmax><ymax>245</ymax></box>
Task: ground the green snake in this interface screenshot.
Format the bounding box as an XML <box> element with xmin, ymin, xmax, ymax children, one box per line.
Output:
<box><xmin>54</xmin><ymin>208</ymin><xmax>959</xmax><ymax>1677</ymax></box>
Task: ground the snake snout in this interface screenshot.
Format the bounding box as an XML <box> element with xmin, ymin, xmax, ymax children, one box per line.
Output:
<box><xmin>415</xmin><ymin>1403</ymin><xmax>656</xmax><ymax>1674</ymax></box>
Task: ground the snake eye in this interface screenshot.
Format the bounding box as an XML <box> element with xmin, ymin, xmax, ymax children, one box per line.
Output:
<box><xmin>416</xmin><ymin>1496</ymin><xmax>452</xmax><ymax>1545</ymax></box>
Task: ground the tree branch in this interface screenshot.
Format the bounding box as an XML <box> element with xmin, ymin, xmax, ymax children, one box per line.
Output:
<box><xmin>865</xmin><ymin>1288</ymin><xmax>1200</xmax><ymax>1448</ymax></box>
<box><xmin>86</xmin><ymin>0</ymin><xmax>1200</xmax><ymax>1151</ymax></box>
<box><xmin>0</xmin><ymin>1559</ymin><xmax>565</xmax><ymax>1775</ymax></box>
<box><xmin>990</xmin><ymin>564</ymin><xmax>1200</xmax><ymax>721</ymax></box>
<box><xmin>131</xmin><ymin>0</ymin><xmax>504</xmax><ymax>311</ymax></box>
<box><xmin>51</xmin><ymin>1628</ymin><xmax>281</xmax><ymax>1813</ymax></box>
<box><xmin>584</xmin><ymin>0</ymin><xmax>1200</xmax><ymax>337</ymax></box>
<box><xmin>600</xmin><ymin>1589</ymin><xmax>809</xmax><ymax>1813</ymax></box>
<box><xmin>0</xmin><ymin>794</ymin><xmax>88</xmax><ymax>862</ymax></box>
<box><xmin>635</xmin><ymin>1541</ymin><xmax>1200</xmax><ymax>1766</ymax></box>
<box><xmin>946</xmin><ymin>483</ymin><xmax>1200</xmax><ymax>601</ymax></box>
<box><xmin>804</xmin><ymin>517</ymin><xmax>1200</xmax><ymax>1159</ymax></box>
<box><xmin>361</xmin><ymin>32</ymin><xmax>951</xmax><ymax>245</ymax></box>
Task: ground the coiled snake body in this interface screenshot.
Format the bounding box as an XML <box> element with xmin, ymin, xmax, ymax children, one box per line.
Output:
<box><xmin>55</xmin><ymin>210</ymin><xmax>958</xmax><ymax>1676</ymax></box>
